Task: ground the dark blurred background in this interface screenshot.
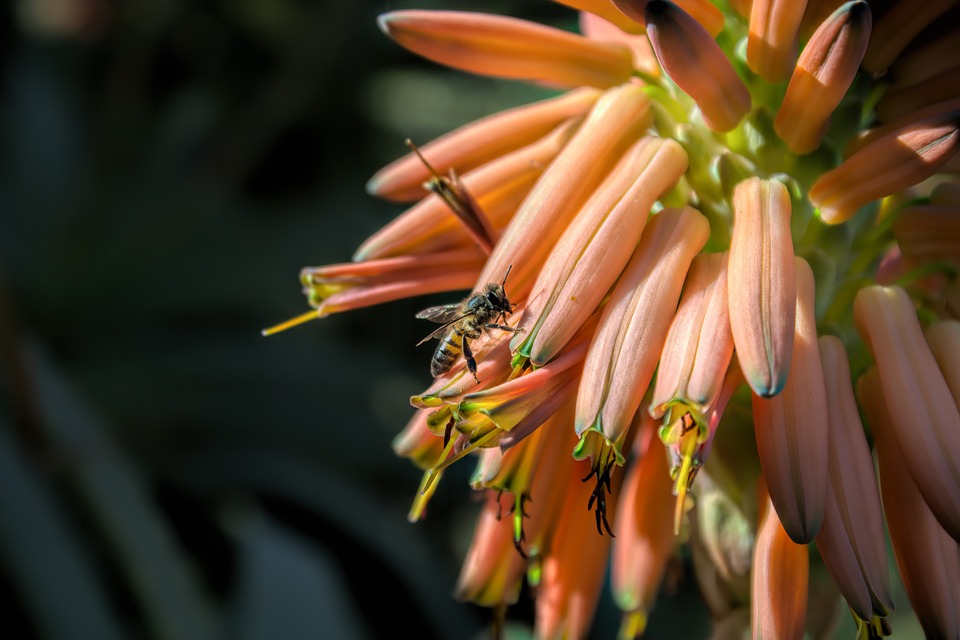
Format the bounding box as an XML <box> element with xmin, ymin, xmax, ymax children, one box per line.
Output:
<box><xmin>0</xmin><ymin>1</ymin><xmax>587</xmax><ymax>639</ymax></box>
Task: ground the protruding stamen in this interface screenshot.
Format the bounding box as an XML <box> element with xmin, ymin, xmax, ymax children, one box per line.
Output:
<box><xmin>260</xmin><ymin>309</ymin><xmax>320</xmax><ymax>337</ymax></box>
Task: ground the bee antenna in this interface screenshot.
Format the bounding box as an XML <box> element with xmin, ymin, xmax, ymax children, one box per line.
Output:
<box><xmin>405</xmin><ymin>138</ymin><xmax>443</xmax><ymax>182</ymax></box>
<box><xmin>501</xmin><ymin>264</ymin><xmax>513</xmax><ymax>289</ymax></box>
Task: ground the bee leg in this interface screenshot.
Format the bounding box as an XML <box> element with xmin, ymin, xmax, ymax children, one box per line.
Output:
<box><xmin>484</xmin><ymin>323</ymin><xmax>524</xmax><ymax>334</ymax></box>
<box><xmin>462</xmin><ymin>333</ymin><xmax>480</xmax><ymax>384</ymax></box>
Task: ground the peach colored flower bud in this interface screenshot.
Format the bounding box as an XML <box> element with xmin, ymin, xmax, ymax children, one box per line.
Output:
<box><xmin>810</xmin><ymin>114</ymin><xmax>960</xmax><ymax>225</ymax></box>
<box><xmin>891</xmin><ymin>19</ymin><xmax>960</xmax><ymax>87</ymax></box>
<box><xmin>393</xmin><ymin>409</ymin><xmax>445</xmax><ymax>470</ymax></box>
<box><xmin>556</xmin><ymin>0</ymin><xmax>645</xmax><ymax>34</ymax></box>
<box><xmin>378</xmin><ymin>11</ymin><xmax>634</xmax><ymax>89</ymax></box>
<box><xmin>513</xmin><ymin>136</ymin><xmax>688</xmax><ymax>366</ymax></box>
<box><xmin>579</xmin><ymin>11</ymin><xmax>660</xmax><ymax>79</ymax></box>
<box><xmin>262</xmin><ymin>249</ymin><xmax>486</xmax><ymax>335</ymax></box>
<box><xmin>774</xmin><ymin>1</ymin><xmax>872</xmax><ymax>154</ymax></box>
<box><xmin>752</xmin><ymin>257</ymin><xmax>828</xmax><ymax>544</ymax></box>
<box><xmin>798</xmin><ymin>0</ymin><xmax>846</xmax><ymax>38</ymax></box>
<box><xmin>612</xmin><ymin>0</ymin><xmax>725</xmax><ymax>37</ymax></box>
<box><xmin>454</xmin><ymin>491</ymin><xmax>527</xmax><ymax>606</ymax></box>
<box><xmin>536</xmin><ymin>457</ymin><xmax>622</xmax><ymax>639</ymax></box>
<box><xmin>728</xmin><ymin>177</ymin><xmax>796</xmax><ymax>397</ymax></box>
<box><xmin>355</xmin><ymin>120</ymin><xmax>578</xmax><ymax>261</ymax></box>
<box><xmin>575</xmin><ymin>206</ymin><xmax>710</xmax><ymax>461</ymax></box>
<box><xmin>651</xmin><ymin>252</ymin><xmax>734</xmax><ymax>420</ymax></box>
<box><xmin>854</xmin><ymin>285</ymin><xmax>960</xmax><ymax>540</ymax></box>
<box><xmin>876</xmin><ymin>67</ymin><xmax>960</xmax><ymax>124</ymax></box>
<box><xmin>861</xmin><ymin>0</ymin><xmax>956</xmax><ymax>73</ymax></box>
<box><xmin>859</xmin><ymin>368</ymin><xmax>960</xmax><ymax>640</ymax></box>
<box><xmin>367</xmin><ymin>88</ymin><xmax>600</xmax><ymax>202</ymax></box>
<box><xmin>814</xmin><ymin>336</ymin><xmax>893</xmax><ymax>622</ymax></box>
<box><xmin>892</xmin><ymin>203</ymin><xmax>960</xmax><ymax>265</ymax></box>
<box><xmin>926</xmin><ymin>320</ymin><xmax>960</xmax><ymax>408</ymax></box>
<box><xmin>643</xmin><ymin>1</ymin><xmax>751</xmax><ymax>131</ymax></box>
<box><xmin>475</xmin><ymin>84</ymin><xmax>653</xmax><ymax>301</ymax></box>
<box><xmin>611</xmin><ymin>418</ymin><xmax>676</xmax><ymax>637</ymax></box>
<box><xmin>751</xmin><ymin>481</ymin><xmax>809</xmax><ymax>640</ymax></box>
<box><xmin>747</xmin><ymin>0</ymin><xmax>808</xmax><ymax>83</ymax></box>
<box><xmin>844</xmin><ymin>97</ymin><xmax>960</xmax><ymax>157</ymax></box>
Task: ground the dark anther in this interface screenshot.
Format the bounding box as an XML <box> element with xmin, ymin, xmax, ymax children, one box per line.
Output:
<box><xmin>585</xmin><ymin>462</ymin><xmax>616</xmax><ymax>537</ymax></box>
<box><xmin>443</xmin><ymin>415</ymin><xmax>455</xmax><ymax>448</ymax></box>
<box><xmin>495</xmin><ymin>490</ymin><xmax>505</xmax><ymax>521</ymax></box>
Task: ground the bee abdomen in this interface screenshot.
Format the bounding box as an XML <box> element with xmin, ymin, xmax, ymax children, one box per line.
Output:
<box><xmin>431</xmin><ymin>334</ymin><xmax>462</xmax><ymax>377</ymax></box>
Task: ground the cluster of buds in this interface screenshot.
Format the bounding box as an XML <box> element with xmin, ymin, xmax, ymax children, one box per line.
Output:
<box><xmin>266</xmin><ymin>1</ymin><xmax>960</xmax><ymax>638</ymax></box>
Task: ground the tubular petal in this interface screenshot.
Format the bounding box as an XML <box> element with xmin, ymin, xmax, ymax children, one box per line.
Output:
<box><xmin>578</xmin><ymin>11</ymin><xmax>661</xmax><ymax>78</ymax></box>
<box><xmin>774</xmin><ymin>1</ymin><xmax>872</xmax><ymax>154</ymax></box>
<box><xmin>811</xmin><ymin>115</ymin><xmax>960</xmax><ymax>224</ymax></box>
<box><xmin>892</xmin><ymin>204</ymin><xmax>960</xmax><ymax>264</ymax></box>
<box><xmin>860</xmin><ymin>0</ymin><xmax>956</xmax><ymax>73</ymax></box>
<box><xmin>926</xmin><ymin>320</ymin><xmax>960</xmax><ymax>411</ymax></box>
<box><xmin>514</xmin><ymin>136</ymin><xmax>688</xmax><ymax>366</ymax></box>
<box><xmin>853</xmin><ymin>285</ymin><xmax>960</xmax><ymax>541</ymax></box>
<box><xmin>393</xmin><ymin>409</ymin><xmax>445</xmax><ymax>470</ymax></box>
<box><xmin>611</xmin><ymin>419</ymin><xmax>676</xmax><ymax>628</ymax></box>
<box><xmin>555</xmin><ymin>0</ymin><xmax>646</xmax><ymax>33</ymax></box>
<box><xmin>644</xmin><ymin>1</ymin><xmax>751</xmax><ymax>132</ymax></box>
<box><xmin>378</xmin><ymin>10</ymin><xmax>635</xmax><ymax>89</ymax></box>
<box><xmin>747</xmin><ymin>0</ymin><xmax>809</xmax><ymax>83</ymax></box>
<box><xmin>535</xmin><ymin>458</ymin><xmax>621</xmax><ymax>639</ymax></box>
<box><xmin>751</xmin><ymin>481</ymin><xmax>809</xmax><ymax>640</ymax></box>
<box><xmin>650</xmin><ymin>252</ymin><xmax>734</xmax><ymax>418</ymax></box>
<box><xmin>876</xmin><ymin>65</ymin><xmax>960</xmax><ymax>124</ymax></box>
<box><xmin>367</xmin><ymin>89</ymin><xmax>600</xmax><ymax>202</ymax></box>
<box><xmin>751</xmin><ymin>257</ymin><xmax>828</xmax><ymax>544</ymax></box>
<box><xmin>454</xmin><ymin>491</ymin><xmax>527</xmax><ymax>606</ymax></box>
<box><xmin>575</xmin><ymin>207</ymin><xmax>710</xmax><ymax>458</ymax></box>
<box><xmin>355</xmin><ymin>120</ymin><xmax>578</xmax><ymax>261</ymax></box>
<box><xmin>474</xmin><ymin>84</ymin><xmax>653</xmax><ymax>301</ymax></box>
<box><xmin>612</xmin><ymin>0</ymin><xmax>725</xmax><ymax>37</ymax></box>
<box><xmin>859</xmin><ymin>369</ymin><xmax>960</xmax><ymax>640</ymax></box>
<box><xmin>814</xmin><ymin>336</ymin><xmax>893</xmax><ymax>621</ymax></box>
<box><xmin>728</xmin><ymin>177</ymin><xmax>796</xmax><ymax>397</ymax></box>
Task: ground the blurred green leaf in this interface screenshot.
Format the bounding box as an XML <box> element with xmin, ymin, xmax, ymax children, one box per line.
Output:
<box><xmin>27</xmin><ymin>343</ymin><xmax>219</xmax><ymax>640</ymax></box>
<box><xmin>227</xmin><ymin>510</ymin><xmax>368</xmax><ymax>640</ymax></box>
<box><xmin>0</xmin><ymin>418</ymin><xmax>125</xmax><ymax>640</ymax></box>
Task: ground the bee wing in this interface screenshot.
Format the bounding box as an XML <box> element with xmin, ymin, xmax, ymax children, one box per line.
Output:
<box><xmin>415</xmin><ymin>321</ymin><xmax>462</xmax><ymax>346</ymax></box>
<box><xmin>415</xmin><ymin>303</ymin><xmax>463</xmax><ymax>323</ymax></box>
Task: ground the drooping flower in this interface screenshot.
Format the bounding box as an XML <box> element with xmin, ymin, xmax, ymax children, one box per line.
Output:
<box><xmin>267</xmin><ymin>1</ymin><xmax>960</xmax><ymax>636</ymax></box>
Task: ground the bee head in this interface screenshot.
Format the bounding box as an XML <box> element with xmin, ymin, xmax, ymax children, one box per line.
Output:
<box><xmin>485</xmin><ymin>283</ymin><xmax>512</xmax><ymax>314</ymax></box>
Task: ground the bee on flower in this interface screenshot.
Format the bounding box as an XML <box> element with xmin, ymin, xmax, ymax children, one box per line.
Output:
<box><xmin>266</xmin><ymin>0</ymin><xmax>960</xmax><ymax>637</ymax></box>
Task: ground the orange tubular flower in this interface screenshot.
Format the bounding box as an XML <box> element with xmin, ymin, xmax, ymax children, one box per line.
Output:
<box><xmin>355</xmin><ymin>120</ymin><xmax>578</xmax><ymax>261</ymax></box>
<box><xmin>926</xmin><ymin>320</ymin><xmax>960</xmax><ymax>406</ymax></box>
<box><xmin>367</xmin><ymin>88</ymin><xmax>600</xmax><ymax>202</ymax></box>
<box><xmin>810</xmin><ymin>114</ymin><xmax>960</xmax><ymax>224</ymax></box>
<box><xmin>859</xmin><ymin>369</ymin><xmax>960</xmax><ymax>640</ymax></box>
<box><xmin>473</xmin><ymin>84</ymin><xmax>652</xmax><ymax>301</ymax></box>
<box><xmin>751</xmin><ymin>480</ymin><xmax>809</xmax><ymax>640</ymax></box>
<box><xmin>892</xmin><ymin>202</ymin><xmax>960</xmax><ymax>265</ymax></box>
<box><xmin>774</xmin><ymin>1</ymin><xmax>872</xmax><ymax>154</ymax></box>
<box><xmin>728</xmin><ymin>177</ymin><xmax>796</xmax><ymax>398</ymax></box>
<box><xmin>747</xmin><ymin>0</ymin><xmax>809</xmax><ymax>83</ymax></box>
<box><xmin>536</xmin><ymin>456</ymin><xmax>622</xmax><ymax>640</ymax></box>
<box><xmin>860</xmin><ymin>0</ymin><xmax>956</xmax><ymax>74</ymax></box>
<box><xmin>611</xmin><ymin>418</ymin><xmax>676</xmax><ymax>638</ymax></box>
<box><xmin>393</xmin><ymin>408</ymin><xmax>446</xmax><ymax>471</ymax></box>
<box><xmin>644</xmin><ymin>1</ymin><xmax>751</xmax><ymax>132</ymax></box>
<box><xmin>455</xmin><ymin>491</ymin><xmax>527</xmax><ymax>607</ymax></box>
<box><xmin>612</xmin><ymin>0</ymin><xmax>726</xmax><ymax>37</ymax></box>
<box><xmin>378</xmin><ymin>11</ymin><xmax>635</xmax><ymax>89</ymax></box>
<box><xmin>814</xmin><ymin>336</ymin><xmax>893</xmax><ymax>625</ymax></box>
<box><xmin>575</xmin><ymin>206</ymin><xmax>709</xmax><ymax>464</ymax></box>
<box><xmin>650</xmin><ymin>252</ymin><xmax>734</xmax><ymax>422</ymax></box>
<box><xmin>854</xmin><ymin>285</ymin><xmax>960</xmax><ymax>541</ymax></box>
<box><xmin>513</xmin><ymin>136</ymin><xmax>688</xmax><ymax>366</ymax></box>
<box><xmin>876</xmin><ymin>67</ymin><xmax>960</xmax><ymax>124</ymax></box>
<box><xmin>752</xmin><ymin>257</ymin><xmax>828</xmax><ymax>544</ymax></box>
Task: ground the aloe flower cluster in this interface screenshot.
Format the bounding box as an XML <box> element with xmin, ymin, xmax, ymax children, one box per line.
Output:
<box><xmin>267</xmin><ymin>0</ymin><xmax>960</xmax><ymax>637</ymax></box>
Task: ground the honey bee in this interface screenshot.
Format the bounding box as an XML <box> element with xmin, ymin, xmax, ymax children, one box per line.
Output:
<box><xmin>416</xmin><ymin>267</ymin><xmax>522</xmax><ymax>382</ymax></box>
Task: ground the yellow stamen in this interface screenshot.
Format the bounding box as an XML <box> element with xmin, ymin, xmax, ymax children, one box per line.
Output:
<box><xmin>618</xmin><ymin>610</ymin><xmax>648</xmax><ymax>640</ymax></box>
<box><xmin>672</xmin><ymin>420</ymin><xmax>699</xmax><ymax>535</ymax></box>
<box><xmin>260</xmin><ymin>309</ymin><xmax>320</xmax><ymax>336</ymax></box>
